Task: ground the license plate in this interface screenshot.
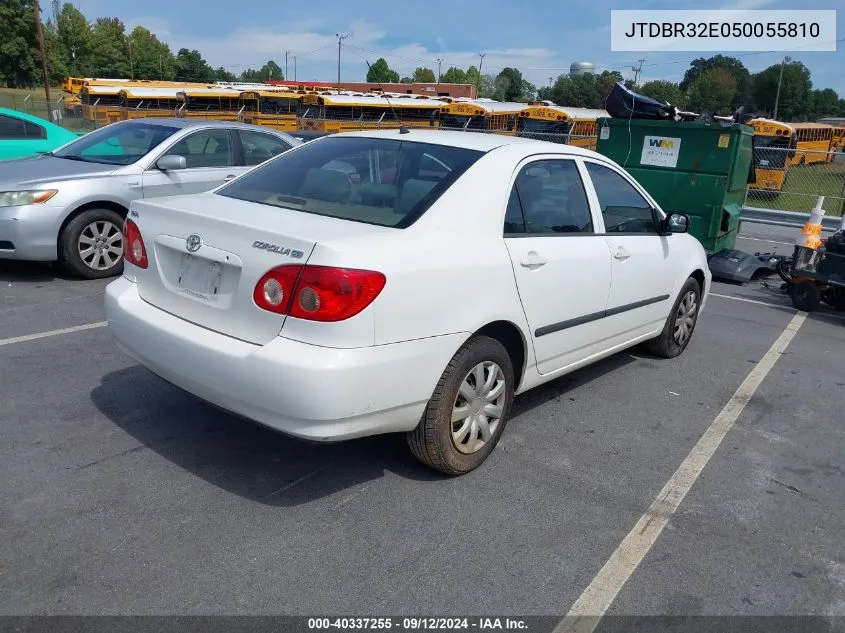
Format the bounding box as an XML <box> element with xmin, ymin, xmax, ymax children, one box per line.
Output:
<box><xmin>178</xmin><ymin>254</ymin><xmax>222</xmax><ymax>298</ymax></box>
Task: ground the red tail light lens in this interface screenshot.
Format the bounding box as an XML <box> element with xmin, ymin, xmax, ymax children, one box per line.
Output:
<box><xmin>122</xmin><ymin>219</ymin><xmax>148</xmax><ymax>269</ymax></box>
<box><xmin>253</xmin><ymin>264</ymin><xmax>304</xmax><ymax>314</ymax></box>
<box><xmin>253</xmin><ymin>264</ymin><xmax>386</xmax><ymax>322</ymax></box>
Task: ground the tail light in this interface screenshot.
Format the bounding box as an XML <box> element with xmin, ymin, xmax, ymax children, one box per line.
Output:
<box><xmin>123</xmin><ymin>219</ymin><xmax>148</xmax><ymax>269</ymax></box>
<box><xmin>253</xmin><ymin>264</ymin><xmax>386</xmax><ymax>322</ymax></box>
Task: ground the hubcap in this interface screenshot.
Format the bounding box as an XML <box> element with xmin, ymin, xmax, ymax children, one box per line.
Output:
<box><xmin>673</xmin><ymin>290</ymin><xmax>698</xmax><ymax>346</ymax></box>
<box><xmin>450</xmin><ymin>361</ymin><xmax>506</xmax><ymax>455</ymax></box>
<box><xmin>78</xmin><ymin>220</ymin><xmax>123</xmax><ymax>271</ymax></box>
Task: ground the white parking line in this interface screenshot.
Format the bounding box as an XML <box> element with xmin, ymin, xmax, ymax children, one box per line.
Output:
<box><xmin>736</xmin><ymin>235</ymin><xmax>794</xmax><ymax>246</ymax></box>
<box><xmin>554</xmin><ymin>311</ymin><xmax>807</xmax><ymax>633</ymax></box>
<box><xmin>710</xmin><ymin>292</ymin><xmax>793</xmax><ymax>309</ymax></box>
<box><xmin>0</xmin><ymin>321</ymin><xmax>107</xmax><ymax>347</ymax></box>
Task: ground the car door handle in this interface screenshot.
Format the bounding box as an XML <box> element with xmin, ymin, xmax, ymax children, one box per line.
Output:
<box><xmin>520</xmin><ymin>252</ymin><xmax>548</xmax><ymax>269</ymax></box>
<box><xmin>613</xmin><ymin>246</ymin><xmax>631</xmax><ymax>261</ymax></box>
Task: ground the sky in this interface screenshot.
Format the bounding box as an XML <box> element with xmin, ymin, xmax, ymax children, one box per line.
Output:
<box><xmin>70</xmin><ymin>0</ymin><xmax>844</xmax><ymax>96</ymax></box>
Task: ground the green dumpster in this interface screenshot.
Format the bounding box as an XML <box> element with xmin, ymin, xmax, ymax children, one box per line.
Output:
<box><xmin>594</xmin><ymin>118</ymin><xmax>753</xmax><ymax>253</ymax></box>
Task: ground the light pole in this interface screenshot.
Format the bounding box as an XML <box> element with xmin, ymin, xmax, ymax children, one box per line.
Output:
<box><xmin>477</xmin><ymin>52</ymin><xmax>485</xmax><ymax>97</ymax></box>
<box><xmin>773</xmin><ymin>55</ymin><xmax>792</xmax><ymax>120</ymax></box>
<box><xmin>436</xmin><ymin>57</ymin><xmax>443</xmax><ymax>83</ymax></box>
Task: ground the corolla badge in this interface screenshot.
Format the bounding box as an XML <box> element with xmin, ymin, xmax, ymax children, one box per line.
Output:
<box><xmin>186</xmin><ymin>234</ymin><xmax>202</xmax><ymax>252</ymax></box>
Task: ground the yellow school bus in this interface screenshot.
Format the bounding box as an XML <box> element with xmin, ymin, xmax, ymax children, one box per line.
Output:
<box><xmin>438</xmin><ymin>100</ymin><xmax>527</xmax><ymax>135</ymax></box>
<box><xmin>790</xmin><ymin>122</ymin><xmax>835</xmax><ymax>165</ymax></box>
<box><xmin>119</xmin><ymin>87</ymin><xmax>182</xmax><ymax>119</ymax></box>
<box><xmin>177</xmin><ymin>88</ymin><xmax>243</xmax><ymax>121</ymax></box>
<box><xmin>239</xmin><ymin>90</ymin><xmax>303</xmax><ymax>130</ymax></box>
<box><xmin>297</xmin><ymin>94</ymin><xmax>443</xmax><ymax>132</ymax></box>
<box><xmin>79</xmin><ymin>84</ymin><xmax>126</xmax><ymax>124</ymax></box>
<box><xmin>517</xmin><ymin>104</ymin><xmax>609</xmax><ymax>149</ymax></box>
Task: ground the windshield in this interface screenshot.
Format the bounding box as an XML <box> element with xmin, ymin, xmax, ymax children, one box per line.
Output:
<box><xmin>216</xmin><ymin>136</ymin><xmax>484</xmax><ymax>228</ymax></box>
<box><xmin>52</xmin><ymin>120</ymin><xmax>179</xmax><ymax>165</ymax></box>
<box><xmin>753</xmin><ymin>134</ymin><xmax>792</xmax><ymax>169</ymax></box>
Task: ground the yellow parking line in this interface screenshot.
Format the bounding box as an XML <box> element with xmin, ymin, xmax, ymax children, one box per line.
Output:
<box><xmin>555</xmin><ymin>311</ymin><xmax>807</xmax><ymax>633</ymax></box>
<box><xmin>0</xmin><ymin>322</ymin><xmax>107</xmax><ymax>347</ymax></box>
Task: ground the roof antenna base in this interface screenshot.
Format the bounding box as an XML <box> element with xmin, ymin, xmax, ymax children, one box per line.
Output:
<box><xmin>399</xmin><ymin>125</ymin><xmax>410</xmax><ymax>134</ymax></box>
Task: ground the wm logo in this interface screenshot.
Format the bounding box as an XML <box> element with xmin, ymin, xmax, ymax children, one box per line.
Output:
<box><xmin>649</xmin><ymin>138</ymin><xmax>675</xmax><ymax>148</ymax></box>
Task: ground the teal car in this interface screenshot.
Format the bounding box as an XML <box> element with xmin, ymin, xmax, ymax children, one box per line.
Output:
<box><xmin>0</xmin><ymin>108</ymin><xmax>81</xmax><ymax>161</ymax></box>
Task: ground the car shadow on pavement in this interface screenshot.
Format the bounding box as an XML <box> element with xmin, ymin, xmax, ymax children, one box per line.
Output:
<box><xmin>0</xmin><ymin>259</ymin><xmax>68</xmax><ymax>282</ymax></box>
<box><xmin>91</xmin><ymin>351</ymin><xmax>638</xmax><ymax>507</ymax></box>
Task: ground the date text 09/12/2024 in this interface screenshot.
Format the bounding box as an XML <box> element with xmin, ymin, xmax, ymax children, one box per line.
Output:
<box><xmin>307</xmin><ymin>618</ymin><xmax>528</xmax><ymax>630</ymax></box>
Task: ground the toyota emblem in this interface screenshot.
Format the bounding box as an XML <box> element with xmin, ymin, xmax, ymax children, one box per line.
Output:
<box><xmin>186</xmin><ymin>234</ymin><xmax>202</xmax><ymax>253</ymax></box>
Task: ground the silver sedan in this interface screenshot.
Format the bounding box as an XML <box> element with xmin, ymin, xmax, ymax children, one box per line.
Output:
<box><xmin>0</xmin><ymin>118</ymin><xmax>301</xmax><ymax>278</ymax></box>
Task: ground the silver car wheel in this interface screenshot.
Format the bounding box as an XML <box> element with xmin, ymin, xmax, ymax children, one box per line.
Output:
<box><xmin>673</xmin><ymin>290</ymin><xmax>698</xmax><ymax>346</ymax></box>
<box><xmin>78</xmin><ymin>220</ymin><xmax>123</xmax><ymax>271</ymax></box>
<box><xmin>451</xmin><ymin>361</ymin><xmax>506</xmax><ymax>455</ymax></box>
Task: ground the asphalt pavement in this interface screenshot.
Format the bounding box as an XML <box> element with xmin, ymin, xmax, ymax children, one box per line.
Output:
<box><xmin>1</xmin><ymin>225</ymin><xmax>843</xmax><ymax>618</ymax></box>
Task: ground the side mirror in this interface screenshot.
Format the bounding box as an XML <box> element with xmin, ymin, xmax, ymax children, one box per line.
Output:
<box><xmin>157</xmin><ymin>155</ymin><xmax>187</xmax><ymax>171</ymax></box>
<box><xmin>667</xmin><ymin>213</ymin><xmax>690</xmax><ymax>234</ymax></box>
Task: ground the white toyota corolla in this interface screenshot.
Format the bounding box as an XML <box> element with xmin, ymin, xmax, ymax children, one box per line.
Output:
<box><xmin>105</xmin><ymin>129</ymin><xmax>710</xmax><ymax>475</ymax></box>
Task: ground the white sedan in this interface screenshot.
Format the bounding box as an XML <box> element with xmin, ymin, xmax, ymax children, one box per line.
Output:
<box><xmin>105</xmin><ymin>129</ymin><xmax>710</xmax><ymax>475</ymax></box>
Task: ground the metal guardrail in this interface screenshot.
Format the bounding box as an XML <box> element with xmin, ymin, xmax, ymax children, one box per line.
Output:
<box><xmin>740</xmin><ymin>205</ymin><xmax>845</xmax><ymax>232</ymax></box>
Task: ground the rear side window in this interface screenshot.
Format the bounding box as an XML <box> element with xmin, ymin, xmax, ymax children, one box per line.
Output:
<box><xmin>217</xmin><ymin>136</ymin><xmax>483</xmax><ymax>228</ymax></box>
<box><xmin>239</xmin><ymin>129</ymin><xmax>292</xmax><ymax>166</ymax></box>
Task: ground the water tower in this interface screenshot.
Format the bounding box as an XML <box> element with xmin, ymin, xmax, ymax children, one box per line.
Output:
<box><xmin>569</xmin><ymin>61</ymin><xmax>595</xmax><ymax>77</ymax></box>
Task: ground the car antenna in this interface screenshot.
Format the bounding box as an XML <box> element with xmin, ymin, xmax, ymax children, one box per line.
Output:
<box><xmin>364</xmin><ymin>60</ymin><xmax>408</xmax><ymax>134</ymax></box>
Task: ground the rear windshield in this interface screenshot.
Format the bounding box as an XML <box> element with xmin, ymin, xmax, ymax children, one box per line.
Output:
<box><xmin>216</xmin><ymin>136</ymin><xmax>484</xmax><ymax>228</ymax></box>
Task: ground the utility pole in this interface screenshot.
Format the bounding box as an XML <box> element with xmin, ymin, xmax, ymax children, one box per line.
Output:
<box><xmin>436</xmin><ymin>57</ymin><xmax>443</xmax><ymax>83</ymax></box>
<box><xmin>773</xmin><ymin>55</ymin><xmax>792</xmax><ymax>120</ymax></box>
<box><xmin>293</xmin><ymin>56</ymin><xmax>297</xmax><ymax>82</ymax></box>
<box><xmin>285</xmin><ymin>50</ymin><xmax>288</xmax><ymax>80</ymax></box>
<box><xmin>631</xmin><ymin>58</ymin><xmax>645</xmax><ymax>86</ymax></box>
<box><xmin>336</xmin><ymin>33</ymin><xmax>348</xmax><ymax>88</ymax></box>
<box><xmin>33</xmin><ymin>0</ymin><xmax>53</xmax><ymax>122</ymax></box>
<box><xmin>477</xmin><ymin>52</ymin><xmax>485</xmax><ymax>97</ymax></box>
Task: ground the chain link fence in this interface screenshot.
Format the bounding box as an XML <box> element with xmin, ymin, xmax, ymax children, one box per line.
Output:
<box><xmin>746</xmin><ymin>146</ymin><xmax>845</xmax><ymax>217</ymax></box>
<box><xmin>0</xmin><ymin>93</ymin><xmax>95</xmax><ymax>133</ymax></box>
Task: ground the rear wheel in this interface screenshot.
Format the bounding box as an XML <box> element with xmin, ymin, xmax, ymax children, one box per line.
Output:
<box><xmin>407</xmin><ymin>335</ymin><xmax>514</xmax><ymax>475</ymax></box>
<box><xmin>791</xmin><ymin>281</ymin><xmax>821</xmax><ymax>311</ymax></box>
<box><xmin>776</xmin><ymin>257</ymin><xmax>793</xmax><ymax>284</ymax></box>
<box><xmin>58</xmin><ymin>208</ymin><xmax>125</xmax><ymax>279</ymax></box>
<box><xmin>645</xmin><ymin>277</ymin><xmax>701</xmax><ymax>359</ymax></box>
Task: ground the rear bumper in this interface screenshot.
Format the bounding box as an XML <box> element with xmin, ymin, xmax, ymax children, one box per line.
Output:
<box><xmin>0</xmin><ymin>204</ymin><xmax>63</xmax><ymax>261</ymax></box>
<box><xmin>104</xmin><ymin>276</ymin><xmax>466</xmax><ymax>442</ymax></box>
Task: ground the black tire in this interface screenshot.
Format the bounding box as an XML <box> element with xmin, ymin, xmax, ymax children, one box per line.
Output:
<box><xmin>645</xmin><ymin>277</ymin><xmax>701</xmax><ymax>359</ymax></box>
<box><xmin>776</xmin><ymin>257</ymin><xmax>793</xmax><ymax>285</ymax></box>
<box><xmin>791</xmin><ymin>281</ymin><xmax>821</xmax><ymax>311</ymax></box>
<box><xmin>58</xmin><ymin>208</ymin><xmax>125</xmax><ymax>279</ymax></box>
<box><xmin>407</xmin><ymin>335</ymin><xmax>515</xmax><ymax>475</ymax></box>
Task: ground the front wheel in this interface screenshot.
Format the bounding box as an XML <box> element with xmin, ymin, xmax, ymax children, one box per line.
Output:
<box><xmin>407</xmin><ymin>335</ymin><xmax>515</xmax><ymax>475</ymax></box>
<box><xmin>58</xmin><ymin>209</ymin><xmax>125</xmax><ymax>279</ymax></box>
<box><xmin>776</xmin><ymin>257</ymin><xmax>793</xmax><ymax>284</ymax></box>
<box><xmin>791</xmin><ymin>281</ymin><xmax>821</xmax><ymax>311</ymax></box>
<box><xmin>645</xmin><ymin>277</ymin><xmax>701</xmax><ymax>359</ymax></box>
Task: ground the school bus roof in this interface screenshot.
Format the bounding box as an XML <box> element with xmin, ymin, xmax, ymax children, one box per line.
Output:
<box><xmin>81</xmin><ymin>84</ymin><xmax>124</xmax><ymax>95</ymax></box>
<box><xmin>177</xmin><ymin>88</ymin><xmax>243</xmax><ymax>98</ymax></box>
<box><xmin>309</xmin><ymin>94</ymin><xmax>445</xmax><ymax>108</ymax></box>
<box><xmin>789</xmin><ymin>122</ymin><xmax>834</xmax><ymax>130</ymax></box>
<box><xmin>120</xmin><ymin>87</ymin><xmax>184</xmax><ymax>99</ymax></box>
<box><xmin>444</xmin><ymin>100</ymin><xmax>528</xmax><ymax>114</ymax></box>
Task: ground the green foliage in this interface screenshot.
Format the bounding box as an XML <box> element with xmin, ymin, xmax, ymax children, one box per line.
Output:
<box><xmin>441</xmin><ymin>67</ymin><xmax>467</xmax><ymax>84</ymax></box>
<box><xmin>412</xmin><ymin>67</ymin><xmax>435</xmax><ymax>83</ymax></box>
<box><xmin>639</xmin><ymin>80</ymin><xmax>686</xmax><ymax>108</ymax></box>
<box><xmin>366</xmin><ymin>58</ymin><xmax>399</xmax><ymax>83</ymax></box>
<box><xmin>807</xmin><ymin>88</ymin><xmax>840</xmax><ymax>120</ymax></box>
<box><xmin>88</xmin><ymin>17</ymin><xmax>130</xmax><ymax>78</ymax></box>
<box><xmin>56</xmin><ymin>3</ymin><xmax>92</xmax><ymax>77</ymax></box>
<box><xmin>128</xmin><ymin>26</ymin><xmax>174</xmax><ymax>80</ymax></box>
<box><xmin>0</xmin><ymin>0</ymin><xmax>38</xmax><ymax>88</ymax></box>
<box><xmin>686</xmin><ymin>68</ymin><xmax>737</xmax><ymax>115</ymax></box>
<box><xmin>753</xmin><ymin>60</ymin><xmax>812</xmax><ymax>119</ymax></box>
<box><xmin>544</xmin><ymin>70</ymin><xmax>622</xmax><ymax>108</ymax></box>
<box><xmin>680</xmin><ymin>54</ymin><xmax>752</xmax><ymax>107</ymax></box>
<box><xmin>495</xmin><ymin>67</ymin><xmax>524</xmax><ymax>102</ymax></box>
<box><xmin>241</xmin><ymin>60</ymin><xmax>283</xmax><ymax>83</ymax></box>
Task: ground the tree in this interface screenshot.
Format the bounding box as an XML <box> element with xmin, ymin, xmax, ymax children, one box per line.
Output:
<box><xmin>753</xmin><ymin>60</ymin><xmax>811</xmax><ymax>119</ymax></box>
<box><xmin>240</xmin><ymin>60</ymin><xmax>282</xmax><ymax>82</ymax></box>
<box><xmin>465</xmin><ymin>65</ymin><xmax>480</xmax><ymax>88</ymax></box>
<box><xmin>412</xmin><ymin>66</ymin><xmax>435</xmax><ymax>83</ymax></box>
<box><xmin>366</xmin><ymin>57</ymin><xmax>399</xmax><ymax>83</ymax></box>
<box><xmin>680</xmin><ymin>55</ymin><xmax>752</xmax><ymax>108</ymax></box>
<box><xmin>89</xmin><ymin>17</ymin><xmax>130</xmax><ymax>78</ymax></box>
<box><xmin>496</xmin><ymin>67</ymin><xmax>524</xmax><ymax>102</ymax></box>
<box><xmin>687</xmin><ymin>68</ymin><xmax>737</xmax><ymax>115</ymax></box>
<box><xmin>56</xmin><ymin>3</ymin><xmax>92</xmax><ymax>76</ymax></box>
<box><xmin>441</xmin><ymin>66</ymin><xmax>467</xmax><ymax>84</ymax></box>
<box><xmin>42</xmin><ymin>20</ymin><xmax>68</xmax><ymax>84</ymax></box>
<box><xmin>174</xmin><ymin>48</ymin><xmax>213</xmax><ymax>83</ymax></box>
<box><xmin>478</xmin><ymin>73</ymin><xmax>497</xmax><ymax>99</ymax></box>
<box><xmin>399</xmin><ymin>76</ymin><xmax>413</xmax><ymax>84</ymax></box>
<box><xmin>639</xmin><ymin>80</ymin><xmax>687</xmax><ymax>108</ymax></box>
<box><xmin>128</xmin><ymin>26</ymin><xmax>175</xmax><ymax>80</ymax></box>
<box><xmin>807</xmin><ymin>88</ymin><xmax>840</xmax><ymax>120</ymax></box>
<box><xmin>212</xmin><ymin>66</ymin><xmax>236</xmax><ymax>82</ymax></box>
<box><xmin>0</xmin><ymin>0</ymin><xmax>39</xmax><ymax>88</ymax></box>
